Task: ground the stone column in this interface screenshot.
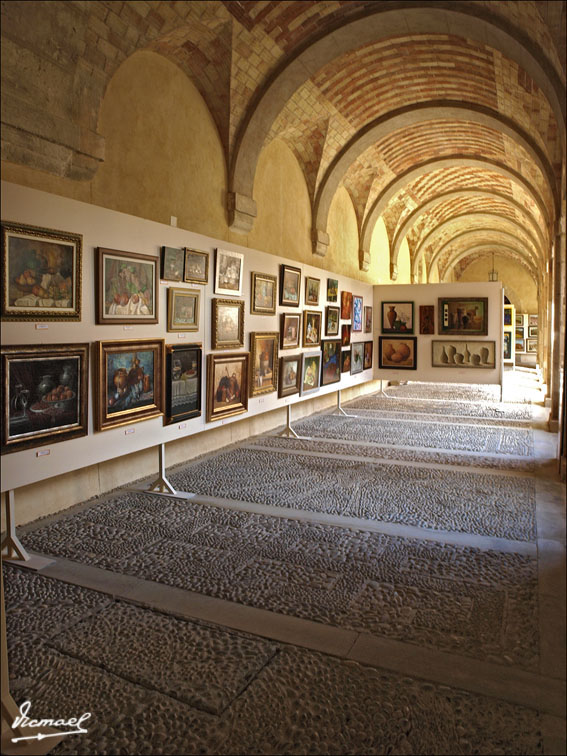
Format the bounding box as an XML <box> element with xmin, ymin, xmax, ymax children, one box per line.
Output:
<box><xmin>227</xmin><ymin>192</ymin><xmax>257</xmax><ymax>233</ymax></box>
<box><xmin>549</xmin><ymin>223</ymin><xmax>566</xmax><ymax>432</ymax></box>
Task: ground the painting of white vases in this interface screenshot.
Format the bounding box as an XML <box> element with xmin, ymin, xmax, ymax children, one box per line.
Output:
<box><xmin>431</xmin><ymin>340</ymin><xmax>496</xmax><ymax>368</ymax></box>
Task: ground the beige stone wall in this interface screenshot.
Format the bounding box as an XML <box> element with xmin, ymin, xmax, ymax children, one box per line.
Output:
<box><xmin>459</xmin><ymin>256</ymin><xmax>538</xmax><ymax>313</ymax></box>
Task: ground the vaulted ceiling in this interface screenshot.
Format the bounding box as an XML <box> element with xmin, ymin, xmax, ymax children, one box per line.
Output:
<box><xmin>2</xmin><ymin>1</ymin><xmax>565</xmax><ymax>283</ymax></box>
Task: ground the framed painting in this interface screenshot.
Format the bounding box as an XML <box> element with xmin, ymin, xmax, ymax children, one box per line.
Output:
<box><xmin>382</xmin><ymin>301</ymin><xmax>414</xmax><ymax>334</ymax></box>
<box><xmin>341</xmin><ymin>323</ymin><xmax>351</xmax><ymax>347</ymax></box>
<box><xmin>503</xmin><ymin>305</ymin><xmax>513</xmax><ymax>327</ymax></box>
<box><xmin>438</xmin><ymin>297</ymin><xmax>488</xmax><ymax>336</ymax></box>
<box><xmin>161</xmin><ymin>246</ymin><xmax>184</xmax><ymax>282</ymax></box>
<box><xmin>325</xmin><ymin>306</ymin><xmax>340</xmax><ymax>336</ymax></box>
<box><xmin>278</xmin><ymin>354</ymin><xmax>301</xmax><ymax>398</ymax></box>
<box><xmin>364</xmin><ymin>306</ymin><xmax>373</xmax><ymax>333</ymax></box>
<box><xmin>515</xmin><ymin>313</ymin><xmax>524</xmax><ymax>327</ymax></box>
<box><xmin>515</xmin><ymin>337</ymin><xmax>525</xmax><ymax>353</ymax></box>
<box><xmin>503</xmin><ymin>331</ymin><xmax>512</xmax><ymax>360</ymax></box>
<box><xmin>207</xmin><ymin>352</ymin><xmax>249</xmax><ymax>422</ymax></box>
<box><xmin>341</xmin><ymin>349</ymin><xmax>351</xmax><ymax>373</ymax></box>
<box><xmin>528</xmin><ymin>326</ymin><xmax>538</xmax><ymax>338</ymax></box>
<box><xmin>363</xmin><ymin>340</ymin><xmax>373</xmax><ymax>370</ymax></box>
<box><xmin>305</xmin><ymin>276</ymin><xmax>320</xmax><ymax>306</ymax></box>
<box><xmin>96</xmin><ymin>247</ymin><xmax>158</xmax><ymax>324</ymax></box>
<box><xmin>419</xmin><ymin>305</ymin><xmax>435</xmax><ymax>335</ymax></box>
<box><xmin>1</xmin><ymin>343</ymin><xmax>89</xmax><ymax>454</ymax></box>
<box><xmin>432</xmin><ymin>340</ymin><xmax>496</xmax><ymax>368</ymax></box>
<box><xmin>301</xmin><ymin>351</ymin><xmax>321</xmax><ymax>396</ymax></box>
<box><xmin>2</xmin><ymin>220</ymin><xmax>82</xmax><ymax>321</ymax></box>
<box><xmin>95</xmin><ymin>338</ymin><xmax>164</xmax><ymax>431</ymax></box>
<box><xmin>184</xmin><ymin>248</ymin><xmax>209</xmax><ymax>285</ymax></box>
<box><xmin>303</xmin><ymin>310</ymin><xmax>322</xmax><ymax>347</ymax></box>
<box><xmin>351</xmin><ymin>342</ymin><xmax>364</xmax><ymax>374</ymax></box>
<box><xmin>167</xmin><ymin>288</ymin><xmax>199</xmax><ymax>332</ymax></box>
<box><xmin>515</xmin><ymin>327</ymin><xmax>524</xmax><ymax>341</ymax></box>
<box><xmin>528</xmin><ymin>314</ymin><xmax>538</xmax><ymax>327</ymax></box>
<box><xmin>341</xmin><ymin>291</ymin><xmax>352</xmax><ymax>320</ymax></box>
<box><xmin>215</xmin><ymin>248</ymin><xmax>243</xmax><ymax>296</ymax></box>
<box><xmin>250</xmin><ymin>332</ymin><xmax>278</xmax><ymax>397</ymax></box>
<box><xmin>378</xmin><ymin>336</ymin><xmax>417</xmax><ymax>370</ymax></box>
<box><xmin>327</xmin><ymin>278</ymin><xmax>338</xmax><ymax>303</ymax></box>
<box><xmin>280</xmin><ymin>313</ymin><xmax>301</xmax><ymax>349</ymax></box>
<box><xmin>526</xmin><ymin>338</ymin><xmax>537</xmax><ymax>352</ymax></box>
<box><xmin>165</xmin><ymin>344</ymin><xmax>201</xmax><ymax>424</ymax></box>
<box><xmin>321</xmin><ymin>339</ymin><xmax>341</xmax><ymax>385</ymax></box>
<box><xmin>280</xmin><ymin>264</ymin><xmax>301</xmax><ymax>307</ymax></box>
<box><xmin>212</xmin><ymin>299</ymin><xmax>244</xmax><ymax>350</ymax></box>
<box><xmin>251</xmin><ymin>272</ymin><xmax>277</xmax><ymax>315</ymax></box>
<box><xmin>352</xmin><ymin>296</ymin><xmax>363</xmax><ymax>332</ymax></box>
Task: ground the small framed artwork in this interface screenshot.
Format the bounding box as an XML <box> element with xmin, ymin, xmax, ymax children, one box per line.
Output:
<box><xmin>165</xmin><ymin>344</ymin><xmax>201</xmax><ymax>424</ymax></box>
<box><xmin>280</xmin><ymin>264</ymin><xmax>301</xmax><ymax>307</ymax></box>
<box><xmin>515</xmin><ymin>337</ymin><xmax>525</xmax><ymax>353</ymax></box>
<box><xmin>431</xmin><ymin>340</ymin><xmax>495</xmax><ymax>368</ymax></box>
<box><xmin>301</xmin><ymin>351</ymin><xmax>321</xmax><ymax>396</ymax></box>
<box><xmin>503</xmin><ymin>331</ymin><xmax>513</xmax><ymax>360</ymax></box>
<box><xmin>1</xmin><ymin>343</ymin><xmax>89</xmax><ymax>454</ymax></box>
<box><xmin>526</xmin><ymin>338</ymin><xmax>537</xmax><ymax>352</ymax></box>
<box><xmin>341</xmin><ymin>349</ymin><xmax>351</xmax><ymax>373</ymax></box>
<box><xmin>212</xmin><ymin>299</ymin><xmax>244</xmax><ymax>350</ymax></box>
<box><xmin>515</xmin><ymin>327</ymin><xmax>524</xmax><ymax>341</ymax></box>
<box><xmin>341</xmin><ymin>291</ymin><xmax>353</xmax><ymax>320</ymax></box>
<box><xmin>96</xmin><ymin>247</ymin><xmax>159</xmax><ymax>324</ymax></box>
<box><xmin>351</xmin><ymin>342</ymin><xmax>364</xmax><ymax>374</ymax></box>
<box><xmin>363</xmin><ymin>340</ymin><xmax>373</xmax><ymax>369</ymax></box>
<box><xmin>95</xmin><ymin>338</ymin><xmax>164</xmax><ymax>431</ymax></box>
<box><xmin>278</xmin><ymin>354</ymin><xmax>301</xmax><ymax>398</ymax></box>
<box><xmin>321</xmin><ymin>339</ymin><xmax>341</xmax><ymax>385</ymax></box>
<box><xmin>184</xmin><ymin>248</ymin><xmax>209</xmax><ymax>285</ymax></box>
<box><xmin>250</xmin><ymin>332</ymin><xmax>278</xmax><ymax>397</ymax></box>
<box><xmin>215</xmin><ymin>248</ymin><xmax>244</xmax><ymax>296</ymax></box>
<box><xmin>161</xmin><ymin>246</ymin><xmax>184</xmax><ymax>282</ymax></box>
<box><xmin>528</xmin><ymin>326</ymin><xmax>538</xmax><ymax>338</ymax></box>
<box><xmin>2</xmin><ymin>220</ymin><xmax>82</xmax><ymax>321</ymax></box>
<box><xmin>364</xmin><ymin>306</ymin><xmax>373</xmax><ymax>333</ymax></box>
<box><xmin>378</xmin><ymin>336</ymin><xmax>417</xmax><ymax>370</ymax></box>
<box><xmin>305</xmin><ymin>277</ymin><xmax>320</xmax><ymax>306</ymax></box>
<box><xmin>419</xmin><ymin>305</ymin><xmax>435</xmax><ymax>334</ymax></box>
<box><xmin>303</xmin><ymin>310</ymin><xmax>322</xmax><ymax>347</ymax></box>
<box><xmin>503</xmin><ymin>305</ymin><xmax>513</xmax><ymax>327</ymax></box>
<box><xmin>341</xmin><ymin>323</ymin><xmax>351</xmax><ymax>347</ymax></box>
<box><xmin>167</xmin><ymin>288</ymin><xmax>199</xmax><ymax>332</ymax></box>
<box><xmin>280</xmin><ymin>313</ymin><xmax>301</xmax><ymax>349</ymax></box>
<box><xmin>325</xmin><ymin>306</ymin><xmax>340</xmax><ymax>336</ymax></box>
<box><xmin>515</xmin><ymin>313</ymin><xmax>524</xmax><ymax>327</ymax></box>
<box><xmin>438</xmin><ymin>297</ymin><xmax>488</xmax><ymax>336</ymax></box>
<box><xmin>528</xmin><ymin>314</ymin><xmax>538</xmax><ymax>327</ymax></box>
<box><xmin>327</xmin><ymin>278</ymin><xmax>338</xmax><ymax>302</ymax></box>
<box><xmin>251</xmin><ymin>272</ymin><xmax>277</xmax><ymax>315</ymax></box>
<box><xmin>352</xmin><ymin>296</ymin><xmax>363</xmax><ymax>332</ymax></box>
<box><xmin>382</xmin><ymin>301</ymin><xmax>414</xmax><ymax>334</ymax></box>
<box><xmin>207</xmin><ymin>352</ymin><xmax>249</xmax><ymax>422</ymax></box>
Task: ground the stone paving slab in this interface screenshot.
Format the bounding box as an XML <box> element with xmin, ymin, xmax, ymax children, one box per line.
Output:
<box><xmin>166</xmin><ymin>447</ymin><xmax>536</xmax><ymax>540</ymax></box>
<box><xmin>290</xmin><ymin>414</ymin><xmax>533</xmax><ymax>455</ymax></box>
<box><xmin>4</xmin><ymin>566</ymin><xmax>543</xmax><ymax>756</ymax></box>
<box><xmin>19</xmin><ymin>493</ymin><xmax>539</xmax><ymax>669</ymax></box>
<box><xmin>250</xmin><ymin>435</ymin><xmax>536</xmax><ymax>471</ymax></box>
<box><xmin>348</xmin><ymin>393</ymin><xmax>533</xmax><ymax>421</ymax></box>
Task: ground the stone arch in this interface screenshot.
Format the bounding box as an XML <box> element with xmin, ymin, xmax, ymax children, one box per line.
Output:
<box><xmin>229</xmin><ymin>3</ymin><xmax>565</xmax><ymax>230</ymax></box>
<box><xmin>438</xmin><ymin>244</ymin><xmax>539</xmax><ymax>285</ymax></box>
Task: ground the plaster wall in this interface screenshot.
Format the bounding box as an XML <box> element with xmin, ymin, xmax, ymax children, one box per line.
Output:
<box><xmin>458</xmin><ymin>256</ymin><xmax>538</xmax><ymax>314</ymax></box>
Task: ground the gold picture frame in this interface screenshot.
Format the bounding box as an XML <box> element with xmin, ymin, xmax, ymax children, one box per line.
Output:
<box><xmin>184</xmin><ymin>248</ymin><xmax>209</xmax><ymax>285</ymax></box>
<box><xmin>212</xmin><ymin>298</ymin><xmax>244</xmax><ymax>350</ymax></box>
<box><xmin>167</xmin><ymin>287</ymin><xmax>199</xmax><ymax>332</ymax></box>
<box><xmin>249</xmin><ymin>332</ymin><xmax>279</xmax><ymax>396</ymax></box>
<box><xmin>207</xmin><ymin>352</ymin><xmax>249</xmax><ymax>422</ymax></box>
<box><xmin>251</xmin><ymin>271</ymin><xmax>277</xmax><ymax>315</ymax></box>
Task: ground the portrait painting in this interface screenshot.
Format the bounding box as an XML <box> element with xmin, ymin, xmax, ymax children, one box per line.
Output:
<box><xmin>352</xmin><ymin>296</ymin><xmax>363</xmax><ymax>332</ymax></box>
<box><xmin>503</xmin><ymin>331</ymin><xmax>512</xmax><ymax>360</ymax></box>
<box><xmin>326</xmin><ymin>306</ymin><xmax>340</xmax><ymax>336</ymax></box>
<box><xmin>161</xmin><ymin>246</ymin><xmax>184</xmax><ymax>282</ymax></box>
<box><xmin>97</xmin><ymin>247</ymin><xmax>158</xmax><ymax>324</ymax></box>
<box><xmin>167</xmin><ymin>288</ymin><xmax>199</xmax><ymax>332</ymax></box>
<box><xmin>382</xmin><ymin>301</ymin><xmax>414</xmax><ymax>334</ymax></box>
<box><xmin>2</xmin><ymin>221</ymin><xmax>82</xmax><ymax>321</ymax></box>
<box><xmin>165</xmin><ymin>344</ymin><xmax>201</xmax><ymax>424</ymax></box>
<box><xmin>341</xmin><ymin>291</ymin><xmax>353</xmax><ymax>320</ymax></box>
<box><xmin>207</xmin><ymin>352</ymin><xmax>249</xmax><ymax>422</ymax></box>
<box><xmin>301</xmin><ymin>352</ymin><xmax>321</xmax><ymax>396</ymax></box>
<box><xmin>341</xmin><ymin>324</ymin><xmax>351</xmax><ymax>347</ymax></box>
<box><xmin>280</xmin><ymin>313</ymin><xmax>301</xmax><ymax>349</ymax></box>
<box><xmin>251</xmin><ymin>272</ymin><xmax>277</xmax><ymax>315</ymax></box>
<box><xmin>438</xmin><ymin>297</ymin><xmax>488</xmax><ymax>336</ymax></box>
<box><xmin>364</xmin><ymin>306</ymin><xmax>373</xmax><ymax>333</ymax></box>
<box><xmin>278</xmin><ymin>355</ymin><xmax>301</xmax><ymax>398</ymax></box>
<box><xmin>2</xmin><ymin>343</ymin><xmax>88</xmax><ymax>454</ymax></box>
<box><xmin>303</xmin><ymin>310</ymin><xmax>322</xmax><ymax>347</ymax></box>
<box><xmin>327</xmin><ymin>278</ymin><xmax>338</xmax><ymax>302</ymax></box>
<box><xmin>341</xmin><ymin>349</ymin><xmax>351</xmax><ymax>373</ymax></box>
<box><xmin>212</xmin><ymin>299</ymin><xmax>244</xmax><ymax>349</ymax></box>
<box><xmin>280</xmin><ymin>264</ymin><xmax>301</xmax><ymax>307</ymax></box>
<box><xmin>321</xmin><ymin>339</ymin><xmax>341</xmax><ymax>385</ymax></box>
<box><xmin>184</xmin><ymin>248</ymin><xmax>209</xmax><ymax>285</ymax></box>
<box><xmin>378</xmin><ymin>337</ymin><xmax>417</xmax><ymax>370</ymax></box>
<box><xmin>419</xmin><ymin>305</ymin><xmax>435</xmax><ymax>335</ymax></box>
<box><xmin>215</xmin><ymin>248</ymin><xmax>243</xmax><ymax>296</ymax></box>
<box><xmin>250</xmin><ymin>332</ymin><xmax>278</xmax><ymax>396</ymax></box>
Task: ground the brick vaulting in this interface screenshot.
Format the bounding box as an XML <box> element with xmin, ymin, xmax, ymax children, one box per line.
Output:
<box><xmin>1</xmin><ymin>0</ymin><xmax>565</xmax><ymax>281</ymax></box>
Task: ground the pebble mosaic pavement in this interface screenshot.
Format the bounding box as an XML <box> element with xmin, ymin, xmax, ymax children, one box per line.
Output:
<box><xmin>5</xmin><ymin>566</ymin><xmax>543</xmax><ymax>756</ymax></box>
<box><xmin>19</xmin><ymin>492</ymin><xmax>539</xmax><ymax>668</ymax></box>
<box><xmin>348</xmin><ymin>394</ymin><xmax>533</xmax><ymax>421</ymax></box>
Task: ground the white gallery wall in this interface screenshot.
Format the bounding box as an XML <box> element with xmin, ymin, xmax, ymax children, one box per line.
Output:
<box><xmin>1</xmin><ymin>182</ymin><xmax>375</xmax><ymax>491</ymax></box>
<box><xmin>373</xmin><ymin>282</ymin><xmax>504</xmax><ymax>385</ymax></box>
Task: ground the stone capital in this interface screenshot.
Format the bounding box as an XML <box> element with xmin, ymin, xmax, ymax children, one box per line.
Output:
<box><xmin>358</xmin><ymin>247</ymin><xmax>370</xmax><ymax>271</ymax></box>
<box><xmin>312</xmin><ymin>228</ymin><xmax>330</xmax><ymax>257</ymax></box>
<box><xmin>390</xmin><ymin>263</ymin><xmax>398</xmax><ymax>281</ymax></box>
<box><xmin>227</xmin><ymin>192</ymin><xmax>257</xmax><ymax>233</ymax></box>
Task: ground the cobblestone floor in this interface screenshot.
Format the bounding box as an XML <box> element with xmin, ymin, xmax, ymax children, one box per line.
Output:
<box><xmin>348</xmin><ymin>394</ymin><xmax>533</xmax><ymax>421</ymax></box>
<box><xmin>5</xmin><ymin>566</ymin><xmax>543</xmax><ymax>756</ymax></box>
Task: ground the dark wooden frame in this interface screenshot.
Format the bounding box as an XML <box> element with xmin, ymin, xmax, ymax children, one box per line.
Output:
<box><xmin>165</xmin><ymin>344</ymin><xmax>202</xmax><ymax>423</ymax></box>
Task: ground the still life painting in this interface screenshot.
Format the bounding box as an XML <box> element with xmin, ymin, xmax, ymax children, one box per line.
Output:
<box><xmin>97</xmin><ymin>247</ymin><xmax>158</xmax><ymax>324</ymax></box>
<box><xmin>363</xmin><ymin>341</ymin><xmax>373</xmax><ymax>370</ymax></box>
<box><xmin>327</xmin><ymin>278</ymin><xmax>338</xmax><ymax>302</ymax></box>
<box><xmin>419</xmin><ymin>305</ymin><xmax>435</xmax><ymax>334</ymax></box>
<box><xmin>215</xmin><ymin>248</ymin><xmax>243</xmax><ymax>296</ymax></box>
<box><xmin>326</xmin><ymin>306</ymin><xmax>339</xmax><ymax>336</ymax></box>
<box><xmin>165</xmin><ymin>344</ymin><xmax>201</xmax><ymax>423</ymax></box>
<box><xmin>303</xmin><ymin>310</ymin><xmax>322</xmax><ymax>347</ymax></box>
<box><xmin>438</xmin><ymin>297</ymin><xmax>488</xmax><ymax>336</ymax></box>
<box><xmin>364</xmin><ymin>306</ymin><xmax>373</xmax><ymax>333</ymax></box>
<box><xmin>280</xmin><ymin>264</ymin><xmax>301</xmax><ymax>307</ymax></box>
<box><xmin>321</xmin><ymin>339</ymin><xmax>341</xmax><ymax>385</ymax></box>
<box><xmin>161</xmin><ymin>246</ymin><xmax>184</xmax><ymax>282</ymax></box>
<box><xmin>378</xmin><ymin>337</ymin><xmax>417</xmax><ymax>369</ymax></box>
<box><xmin>167</xmin><ymin>288</ymin><xmax>199</xmax><ymax>332</ymax></box>
<box><xmin>301</xmin><ymin>352</ymin><xmax>321</xmax><ymax>396</ymax></box>
<box><xmin>280</xmin><ymin>313</ymin><xmax>301</xmax><ymax>349</ymax></box>
<box><xmin>184</xmin><ymin>248</ymin><xmax>209</xmax><ymax>285</ymax></box>
<box><xmin>381</xmin><ymin>301</ymin><xmax>414</xmax><ymax>333</ymax></box>
<box><xmin>305</xmin><ymin>277</ymin><xmax>320</xmax><ymax>306</ymax></box>
<box><xmin>251</xmin><ymin>272</ymin><xmax>277</xmax><ymax>315</ymax></box>
<box><xmin>351</xmin><ymin>342</ymin><xmax>364</xmax><ymax>374</ymax></box>
<box><xmin>212</xmin><ymin>299</ymin><xmax>244</xmax><ymax>349</ymax></box>
<box><xmin>431</xmin><ymin>340</ymin><xmax>496</xmax><ymax>368</ymax></box>
<box><xmin>207</xmin><ymin>352</ymin><xmax>249</xmax><ymax>421</ymax></box>
<box><xmin>341</xmin><ymin>291</ymin><xmax>352</xmax><ymax>320</ymax></box>
<box><xmin>250</xmin><ymin>332</ymin><xmax>278</xmax><ymax>396</ymax></box>
<box><xmin>279</xmin><ymin>355</ymin><xmax>301</xmax><ymax>397</ymax></box>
